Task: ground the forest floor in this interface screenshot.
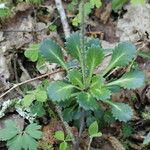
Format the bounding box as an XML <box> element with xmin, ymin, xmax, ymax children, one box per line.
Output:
<box><xmin>0</xmin><ymin>0</ymin><xmax>150</xmax><ymax>150</ymax></box>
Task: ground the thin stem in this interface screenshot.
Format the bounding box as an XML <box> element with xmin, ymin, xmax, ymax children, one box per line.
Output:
<box><xmin>55</xmin><ymin>0</ymin><xmax>70</xmax><ymax>38</ymax></box>
<box><xmin>105</xmin><ymin>100</ymin><xmax>117</xmax><ymax>108</ymax></box>
<box><xmin>79</xmin><ymin>109</ymin><xmax>85</xmax><ymax>137</ymax></box>
<box><xmin>80</xmin><ymin>0</ymin><xmax>86</xmax><ymax>86</ymax></box>
<box><xmin>0</xmin><ymin>69</ymin><xmax>64</xmax><ymax>100</ymax></box>
<box><xmin>87</xmin><ymin>67</ymin><xmax>94</xmax><ymax>86</ymax></box>
<box><xmin>55</xmin><ymin>105</ymin><xmax>77</xmax><ymax>148</ymax></box>
<box><xmin>87</xmin><ymin>137</ymin><xmax>93</xmax><ymax>150</ymax></box>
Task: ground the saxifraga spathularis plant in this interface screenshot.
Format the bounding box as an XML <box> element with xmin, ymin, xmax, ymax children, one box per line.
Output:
<box><xmin>39</xmin><ymin>32</ymin><xmax>145</xmax><ymax>123</ymax></box>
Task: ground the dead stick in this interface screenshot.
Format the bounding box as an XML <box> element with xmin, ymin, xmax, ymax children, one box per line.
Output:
<box><xmin>0</xmin><ymin>69</ymin><xmax>64</xmax><ymax>100</ymax></box>
<box><xmin>55</xmin><ymin>0</ymin><xmax>70</xmax><ymax>38</ymax></box>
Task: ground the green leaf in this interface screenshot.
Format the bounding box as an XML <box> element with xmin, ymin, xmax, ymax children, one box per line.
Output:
<box><xmin>0</xmin><ymin>7</ymin><xmax>11</xmax><ymax>19</ymax></box>
<box><xmin>86</xmin><ymin>46</ymin><xmax>104</xmax><ymax>72</ymax></box>
<box><xmin>72</xmin><ymin>14</ymin><xmax>81</xmax><ymax>26</ymax></box>
<box><xmin>138</xmin><ymin>51</ymin><xmax>150</xmax><ymax>58</ymax></box>
<box><xmin>47</xmin><ymin>81</ymin><xmax>75</xmax><ymax>101</ymax></box>
<box><xmin>107</xmin><ymin>70</ymin><xmax>145</xmax><ymax>89</ymax></box>
<box><xmin>30</xmin><ymin>102</ymin><xmax>46</xmax><ymax>117</ymax></box>
<box><xmin>109</xmin><ymin>102</ymin><xmax>133</xmax><ymax>122</ymax></box>
<box><xmin>67</xmin><ymin>69</ymin><xmax>83</xmax><ymax>88</ymax></box>
<box><xmin>77</xmin><ymin>92</ymin><xmax>98</xmax><ymax>110</ymax></box>
<box><xmin>65</xmin><ymin>135</ymin><xmax>72</xmax><ymax>141</ymax></box>
<box><xmin>25</xmin><ymin>123</ymin><xmax>42</xmax><ymax>139</ymax></box>
<box><xmin>7</xmin><ymin>135</ymin><xmax>23</xmax><ymax>150</ymax></box>
<box><xmin>54</xmin><ymin>131</ymin><xmax>65</xmax><ymax>141</ymax></box>
<box><xmin>86</xmin><ymin>38</ymin><xmax>101</xmax><ymax>48</ymax></box>
<box><xmin>59</xmin><ymin>141</ymin><xmax>68</xmax><ymax>150</ymax></box>
<box><xmin>122</xmin><ymin>124</ymin><xmax>133</xmax><ymax>138</ymax></box>
<box><xmin>24</xmin><ymin>44</ymin><xmax>39</xmax><ymax>62</ymax></box>
<box><xmin>35</xmin><ymin>89</ymin><xmax>47</xmax><ymax>102</ymax></box>
<box><xmin>40</xmin><ymin>39</ymin><xmax>67</xmax><ymax>70</ymax></box>
<box><xmin>36</xmin><ymin>56</ymin><xmax>48</xmax><ymax>74</ymax></box>
<box><xmin>90</xmin><ymin>0</ymin><xmax>102</xmax><ymax>8</ymax></box>
<box><xmin>91</xmin><ymin>132</ymin><xmax>102</xmax><ymax>138</ymax></box>
<box><xmin>0</xmin><ymin>120</ymin><xmax>19</xmax><ymax>141</ymax></box>
<box><xmin>131</xmin><ymin>0</ymin><xmax>145</xmax><ymax>5</ymax></box>
<box><xmin>88</xmin><ymin>121</ymin><xmax>98</xmax><ymax>136</ymax></box>
<box><xmin>84</xmin><ymin>2</ymin><xmax>93</xmax><ymax>14</ymax></box>
<box><xmin>112</xmin><ymin>0</ymin><xmax>128</xmax><ymax>10</ymax></box>
<box><xmin>90</xmin><ymin>75</ymin><xmax>111</xmax><ymax>101</ymax></box>
<box><xmin>22</xmin><ymin>133</ymin><xmax>37</xmax><ymax>150</ymax></box>
<box><xmin>22</xmin><ymin>94</ymin><xmax>35</xmax><ymax>107</ymax></box>
<box><xmin>103</xmin><ymin>42</ymin><xmax>137</xmax><ymax>75</ymax></box>
<box><xmin>65</xmin><ymin>32</ymin><xmax>81</xmax><ymax>60</ymax></box>
<box><xmin>143</xmin><ymin>132</ymin><xmax>150</xmax><ymax>145</ymax></box>
<box><xmin>63</xmin><ymin>107</ymin><xmax>76</xmax><ymax>122</ymax></box>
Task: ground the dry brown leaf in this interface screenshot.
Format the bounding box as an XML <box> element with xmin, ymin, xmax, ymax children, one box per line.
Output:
<box><xmin>15</xmin><ymin>2</ymin><xmax>32</xmax><ymax>12</ymax></box>
<box><xmin>42</xmin><ymin>120</ymin><xmax>64</xmax><ymax>145</ymax></box>
<box><xmin>107</xmin><ymin>136</ymin><xmax>125</xmax><ymax>150</ymax></box>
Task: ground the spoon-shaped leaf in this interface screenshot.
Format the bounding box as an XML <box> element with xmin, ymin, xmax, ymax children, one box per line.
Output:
<box><xmin>103</xmin><ymin>42</ymin><xmax>137</xmax><ymax>76</ymax></box>
<box><xmin>65</xmin><ymin>32</ymin><xmax>81</xmax><ymax>60</ymax></box>
<box><xmin>47</xmin><ymin>81</ymin><xmax>75</xmax><ymax>102</ymax></box>
<box><xmin>107</xmin><ymin>70</ymin><xmax>145</xmax><ymax>89</ymax></box>
<box><xmin>77</xmin><ymin>92</ymin><xmax>98</xmax><ymax>111</ymax></box>
<box><xmin>40</xmin><ymin>39</ymin><xmax>67</xmax><ymax>70</ymax></box>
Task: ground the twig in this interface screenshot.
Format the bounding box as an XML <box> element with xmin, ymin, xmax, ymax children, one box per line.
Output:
<box><xmin>55</xmin><ymin>105</ymin><xmax>77</xmax><ymax>148</ymax></box>
<box><xmin>80</xmin><ymin>0</ymin><xmax>86</xmax><ymax>85</ymax></box>
<box><xmin>79</xmin><ymin>108</ymin><xmax>85</xmax><ymax>137</ymax></box>
<box><xmin>0</xmin><ymin>69</ymin><xmax>64</xmax><ymax>100</ymax></box>
<box><xmin>53</xmin><ymin>1</ymin><xmax>79</xmax><ymax>148</ymax></box>
<box><xmin>55</xmin><ymin>0</ymin><xmax>70</xmax><ymax>38</ymax></box>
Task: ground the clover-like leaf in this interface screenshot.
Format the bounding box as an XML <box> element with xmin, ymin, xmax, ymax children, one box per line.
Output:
<box><xmin>22</xmin><ymin>94</ymin><xmax>35</xmax><ymax>107</ymax></box>
<box><xmin>35</xmin><ymin>89</ymin><xmax>47</xmax><ymax>102</ymax></box>
<box><xmin>110</xmin><ymin>102</ymin><xmax>133</xmax><ymax>122</ymax></box>
<box><xmin>103</xmin><ymin>42</ymin><xmax>137</xmax><ymax>75</ymax></box>
<box><xmin>40</xmin><ymin>39</ymin><xmax>67</xmax><ymax>69</ymax></box>
<box><xmin>54</xmin><ymin>131</ymin><xmax>65</xmax><ymax>141</ymax></box>
<box><xmin>7</xmin><ymin>135</ymin><xmax>23</xmax><ymax>150</ymax></box>
<box><xmin>88</xmin><ymin>121</ymin><xmax>98</xmax><ymax>136</ymax></box>
<box><xmin>22</xmin><ymin>133</ymin><xmax>37</xmax><ymax>150</ymax></box>
<box><xmin>0</xmin><ymin>120</ymin><xmax>19</xmax><ymax>141</ymax></box>
<box><xmin>24</xmin><ymin>44</ymin><xmax>40</xmax><ymax>62</ymax></box>
<box><xmin>25</xmin><ymin>123</ymin><xmax>42</xmax><ymax>139</ymax></box>
<box><xmin>77</xmin><ymin>92</ymin><xmax>98</xmax><ymax>110</ymax></box>
<box><xmin>88</xmin><ymin>121</ymin><xmax>102</xmax><ymax>138</ymax></box>
<box><xmin>107</xmin><ymin>70</ymin><xmax>145</xmax><ymax>89</ymax></box>
<box><xmin>60</xmin><ymin>141</ymin><xmax>68</xmax><ymax>150</ymax></box>
<box><xmin>90</xmin><ymin>0</ymin><xmax>102</xmax><ymax>8</ymax></box>
<box><xmin>86</xmin><ymin>46</ymin><xmax>104</xmax><ymax>74</ymax></box>
<box><xmin>47</xmin><ymin>81</ymin><xmax>75</xmax><ymax>101</ymax></box>
<box><xmin>67</xmin><ymin>69</ymin><xmax>83</xmax><ymax>88</ymax></box>
<box><xmin>90</xmin><ymin>75</ymin><xmax>111</xmax><ymax>101</ymax></box>
<box><xmin>65</xmin><ymin>32</ymin><xmax>81</xmax><ymax>60</ymax></box>
<box><xmin>30</xmin><ymin>102</ymin><xmax>46</xmax><ymax>117</ymax></box>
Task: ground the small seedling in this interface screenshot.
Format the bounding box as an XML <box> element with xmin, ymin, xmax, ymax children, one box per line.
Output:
<box><xmin>88</xmin><ymin>121</ymin><xmax>102</xmax><ymax>150</ymax></box>
<box><xmin>0</xmin><ymin>120</ymin><xmax>42</xmax><ymax>150</ymax></box>
<box><xmin>54</xmin><ymin>131</ymin><xmax>72</xmax><ymax>150</ymax></box>
<box><xmin>72</xmin><ymin>0</ymin><xmax>102</xmax><ymax>26</ymax></box>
